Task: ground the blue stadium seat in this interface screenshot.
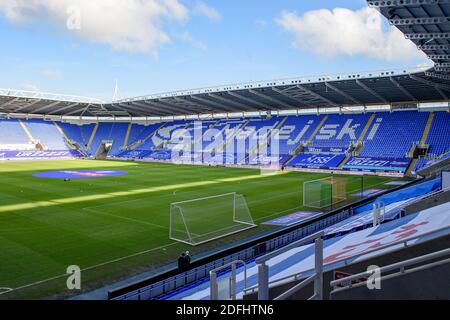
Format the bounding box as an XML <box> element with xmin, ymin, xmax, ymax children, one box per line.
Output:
<box><xmin>25</xmin><ymin>119</ymin><xmax>69</xmax><ymax>150</ymax></box>
<box><xmin>0</xmin><ymin>119</ymin><xmax>31</xmax><ymax>146</ymax></box>
<box><xmin>311</xmin><ymin>113</ymin><xmax>371</xmax><ymax>149</ymax></box>
<box><xmin>360</xmin><ymin>111</ymin><xmax>428</xmax><ymax>158</ymax></box>
<box><xmin>426</xmin><ymin>112</ymin><xmax>450</xmax><ymax>157</ymax></box>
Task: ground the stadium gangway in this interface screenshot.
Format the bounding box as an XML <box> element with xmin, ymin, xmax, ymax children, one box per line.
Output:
<box><xmin>244</xmin><ymin>225</ymin><xmax>450</xmax><ymax>298</ymax></box>
<box><xmin>330</xmin><ymin>248</ymin><xmax>450</xmax><ymax>290</ymax></box>
<box><xmin>210</xmin><ymin>260</ymin><xmax>247</xmax><ymax>300</ymax></box>
<box><xmin>255</xmin><ymin>231</ymin><xmax>324</xmax><ymax>300</ymax></box>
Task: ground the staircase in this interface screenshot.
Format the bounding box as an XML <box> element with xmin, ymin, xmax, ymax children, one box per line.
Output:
<box><xmin>355</xmin><ymin>113</ymin><xmax>376</xmax><ymax>155</ymax></box>
<box><xmin>245</xmin><ymin>116</ymin><xmax>288</xmax><ymax>163</ymax></box>
<box><xmin>420</xmin><ymin>112</ymin><xmax>435</xmax><ymax>145</ymax></box>
<box><xmin>53</xmin><ymin>121</ymin><xmax>83</xmax><ymax>153</ymax></box>
<box><xmin>338</xmin><ymin>113</ymin><xmax>376</xmax><ymax>168</ymax></box>
<box><xmin>17</xmin><ymin>119</ymin><xmax>37</xmax><ymax>145</ymax></box>
<box><xmin>304</xmin><ymin>114</ymin><xmax>328</xmax><ymax>146</ymax></box>
<box><xmin>131</xmin><ymin>122</ymin><xmax>166</xmax><ymax>150</ymax></box>
<box><xmin>122</xmin><ymin>123</ymin><xmax>133</xmax><ymax>148</ymax></box>
<box><xmin>86</xmin><ymin>123</ymin><xmax>99</xmax><ymax>152</ymax></box>
<box><xmin>284</xmin><ymin>115</ymin><xmax>328</xmax><ymax>166</ymax></box>
<box><xmin>215</xmin><ymin>119</ymin><xmax>250</xmax><ymax>154</ymax></box>
<box><xmin>405</xmin><ymin>113</ymin><xmax>435</xmax><ymax>175</ymax></box>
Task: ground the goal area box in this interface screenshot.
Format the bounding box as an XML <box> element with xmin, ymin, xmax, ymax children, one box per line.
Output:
<box><xmin>303</xmin><ymin>176</ymin><xmax>348</xmax><ymax>209</ymax></box>
<box><xmin>170</xmin><ymin>192</ymin><xmax>257</xmax><ymax>246</ymax></box>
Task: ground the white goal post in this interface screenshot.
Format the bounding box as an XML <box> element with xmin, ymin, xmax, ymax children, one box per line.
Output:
<box><xmin>170</xmin><ymin>192</ymin><xmax>257</xmax><ymax>246</ymax></box>
<box><xmin>303</xmin><ymin>176</ymin><xmax>347</xmax><ymax>209</ymax></box>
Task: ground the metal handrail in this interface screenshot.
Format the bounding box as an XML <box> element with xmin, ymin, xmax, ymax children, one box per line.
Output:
<box><xmin>210</xmin><ymin>260</ymin><xmax>247</xmax><ymax>300</ymax></box>
<box><xmin>244</xmin><ymin>225</ymin><xmax>450</xmax><ymax>295</ymax></box>
<box><xmin>274</xmin><ymin>275</ymin><xmax>316</xmax><ymax>300</ymax></box>
<box><xmin>330</xmin><ymin>248</ymin><xmax>450</xmax><ymax>289</ymax></box>
<box><xmin>255</xmin><ymin>231</ymin><xmax>324</xmax><ymax>300</ymax></box>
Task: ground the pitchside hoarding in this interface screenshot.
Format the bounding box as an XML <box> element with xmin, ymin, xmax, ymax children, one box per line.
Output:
<box><xmin>0</xmin><ymin>150</ymin><xmax>82</xmax><ymax>159</ymax></box>
<box><xmin>304</xmin><ymin>146</ymin><xmax>347</xmax><ymax>153</ymax></box>
<box><xmin>344</xmin><ymin>157</ymin><xmax>411</xmax><ymax>173</ymax></box>
<box><xmin>289</xmin><ymin>153</ymin><xmax>346</xmax><ymax>169</ymax></box>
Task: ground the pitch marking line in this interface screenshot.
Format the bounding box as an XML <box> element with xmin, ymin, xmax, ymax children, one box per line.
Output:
<box><xmin>82</xmin><ymin>207</ymin><xmax>198</xmax><ymax>236</ymax></box>
<box><xmin>0</xmin><ymin>288</ymin><xmax>13</xmax><ymax>296</ymax></box>
<box><xmin>3</xmin><ymin>241</ymin><xmax>179</xmax><ymax>295</ymax></box>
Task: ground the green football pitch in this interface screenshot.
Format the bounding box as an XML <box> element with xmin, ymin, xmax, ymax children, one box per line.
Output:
<box><xmin>0</xmin><ymin>159</ymin><xmax>400</xmax><ymax>299</ymax></box>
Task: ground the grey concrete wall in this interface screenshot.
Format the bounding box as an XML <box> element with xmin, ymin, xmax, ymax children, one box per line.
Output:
<box><xmin>403</xmin><ymin>189</ymin><xmax>450</xmax><ymax>215</ymax></box>
<box><xmin>330</xmin><ymin>259</ymin><xmax>450</xmax><ymax>300</ymax></box>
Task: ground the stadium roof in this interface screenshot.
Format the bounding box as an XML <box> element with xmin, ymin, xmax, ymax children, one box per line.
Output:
<box><xmin>368</xmin><ymin>0</ymin><xmax>450</xmax><ymax>73</ymax></box>
<box><xmin>1</xmin><ymin>0</ymin><xmax>450</xmax><ymax>119</ymax></box>
<box><xmin>4</xmin><ymin>67</ymin><xmax>449</xmax><ymax>118</ymax></box>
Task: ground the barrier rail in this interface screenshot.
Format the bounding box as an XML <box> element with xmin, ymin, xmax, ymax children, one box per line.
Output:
<box><xmin>255</xmin><ymin>231</ymin><xmax>324</xmax><ymax>300</ymax></box>
<box><xmin>330</xmin><ymin>248</ymin><xmax>450</xmax><ymax>290</ymax></box>
<box><xmin>210</xmin><ymin>260</ymin><xmax>247</xmax><ymax>300</ymax></box>
<box><xmin>244</xmin><ymin>225</ymin><xmax>450</xmax><ymax>296</ymax></box>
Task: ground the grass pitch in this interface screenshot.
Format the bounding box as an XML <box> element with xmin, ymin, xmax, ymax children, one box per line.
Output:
<box><xmin>0</xmin><ymin>160</ymin><xmax>399</xmax><ymax>299</ymax></box>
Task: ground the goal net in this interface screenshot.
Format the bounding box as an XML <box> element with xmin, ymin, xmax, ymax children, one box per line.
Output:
<box><xmin>170</xmin><ymin>193</ymin><xmax>257</xmax><ymax>246</ymax></box>
<box><xmin>303</xmin><ymin>176</ymin><xmax>347</xmax><ymax>209</ymax></box>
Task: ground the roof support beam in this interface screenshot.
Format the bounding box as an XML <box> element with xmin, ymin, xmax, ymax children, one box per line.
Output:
<box><xmin>129</xmin><ymin>102</ymin><xmax>175</xmax><ymax>116</ymax></box>
<box><xmin>227</xmin><ymin>91</ymin><xmax>268</xmax><ymax>110</ymax></box>
<box><xmin>7</xmin><ymin>99</ymin><xmax>43</xmax><ymax>113</ymax></box>
<box><xmin>389</xmin><ymin>17</ymin><xmax>450</xmax><ymax>26</ymax></box>
<box><xmin>248</xmin><ymin>89</ymin><xmax>293</xmax><ymax>109</ymax></box>
<box><xmin>434</xmin><ymin>67</ymin><xmax>450</xmax><ymax>72</ymax></box>
<box><xmin>296</xmin><ymin>85</ymin><xmax>339</xmax><ymax>107</ymax></box>
<box><xmin>409</xmin><ymin>75</ymin><xmax>450</xmax><ymax>99</ymax></box>
<box><xmin>271</xmin><ymin>87</ymin><xmax>314</xmax><ymax>108</ymax></box>
<box><xmin>368</xmin><ymin>0</ymin><xmax>450</xmax><ymax>8</ymax></box>
<box><xmin>389</xmin><ymin>77</ymin><xmax>418</xmax><ymax>101</ymax></box>
<box><xmin>172</xmin><ymin>97</ymin><xmax>213</xmax><ymax>113</ymax></box>
<box><xmin>46</xmin><ymin>103</ymin><xmax>80</xmax><ymax>115</ymax></box>
<box><xmin>405</xmin><ymin>32</ymin><xmax>450</xmax><ymax>40</ymax></box>
<box><xmin>356</xmin><ymin>79</ymin><xmax>389</xmax><ymax>104</ymax></box>
<box><xmin>208</xmin><ymin>93</ymin><xmax>255</xmax><ymax>111</ymax></box>
<box><xmin>65</xmin><ymin>106</ymin><xmax>89</xmax><ymax>116</ymax></box>
<box><xmin>129</xmin><ymin>101</ymin><xmax>170</xmax><ymax>116</ymax></box>
<box><xmin>146</xmin><ymin>99</ymin><xmax>194</xmax><ymax>115</ymax></box>
<box><xmin>325</xmin><ymin>82</ymin><xmax>362</xmax><ymax>104</ymax></box>
<box><xmin>428</xmin><ymin>54</ymin><xmax>450</xmax><ymax>60</ymax></box>
<box><xmin>425</xmin><ymin>72</ymin><xmax>450</xmax><ymax>80</ymax></box>
<box><xmin>419</xmin><ymin>44</ymin><xmax>450</xmax><ymax>50</ymax></box>
<box><xmin>0</xmin><ymin>97</ymin><xmax>20</xmax><ymax>108</ymax></box>
<box><xmin>28</xmin><ymin>101</ymin><xmax>61</xmax><ymax>114</ymax></box>
<box><xmin>112</xmin><ymin>103</ymin><xmax>149</xmax><ymax>117</ymax></box>
<box><xmin>190</xmin><ymin>95</ymin><xmax>236</xmax><ymax>112</ymax></box>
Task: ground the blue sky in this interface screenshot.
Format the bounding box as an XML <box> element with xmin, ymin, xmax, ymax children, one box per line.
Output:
<box><xmin>0</xmin><ymin>0</ymin><xmax>430</xmax><ymax>101</ymax></box>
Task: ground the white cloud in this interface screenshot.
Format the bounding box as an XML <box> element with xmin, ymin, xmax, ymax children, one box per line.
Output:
<box><xmin>276</xmin><ymin>7</ymin><xmax>426</xmax><ymax>61</ymax></box>
<box><xmin>42</xmin><ymin>69</ymin><xmax>63</xmax><ymax>78</ymax></box>
<box><xmin>194</xmin><ymin>1</ymin><xmax>221</xmax><ymax>23</ymax></box>
<box><xmin>0</xmin><ymin>0</ymin><xmax>189</xmax><ymax>57</ymax></box>
<box><xmin>20</xmin><ymin>83</ymin><xmax>40</xmax><ymax>91</ymax></box>
<box><xmin>177</xmin><ymin>31</ymin><xmax>207</xmax><ymax>51</ymax></box>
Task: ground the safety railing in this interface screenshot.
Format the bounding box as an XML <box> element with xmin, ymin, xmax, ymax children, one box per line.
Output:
<box><xmin>330</xmin><ymin>248</ymin><xmax>450</xmax><ymax>290</ymax></box>
<box><xmin>255</xmin><ymin>231</ymin><xmax>324</xmax><ymax>300</ymax></box>
<box><xmin>244</xmin><ymin>225</ymin><xmax>450</xmax><ymax>297</ymax></box>
<box><xmin>210</xmin><ymin>260</ymin><xmax>247</xmax><ymax>300</ymax></box>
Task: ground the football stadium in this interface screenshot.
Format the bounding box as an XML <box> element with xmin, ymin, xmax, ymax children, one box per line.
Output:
<box><xmin>0</xmin><ymin>0</ymin><xmax>449</xmax><ymax>304</ymax></box>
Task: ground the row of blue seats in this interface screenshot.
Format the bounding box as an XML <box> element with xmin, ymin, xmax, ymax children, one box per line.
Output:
<box><xmin>1</xmin><ymin>112</ymin><xmax>447</xmax><ymax>164</ymax></box>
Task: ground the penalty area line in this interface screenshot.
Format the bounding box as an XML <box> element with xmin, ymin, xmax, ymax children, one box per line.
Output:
<box><xmin>82</xmin><ymin>207</ymin><xmax>195</xmax><ymax>236</ymax></box>
<box><xmin>4</xmin><ymin>242</ymin><xmax>180</xmax><ymax>295</ymax></box>
<box><xmin>0</xmin><ymin>287</ymin><xmax>13</xmax><ymax>296</ymax></box>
